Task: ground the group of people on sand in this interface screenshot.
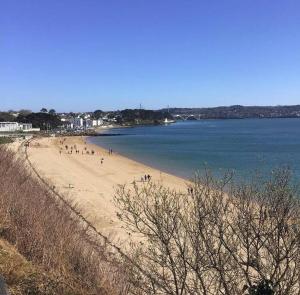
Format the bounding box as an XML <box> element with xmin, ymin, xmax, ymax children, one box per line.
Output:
<box><xmin>59</xmin><ymin>141</ymin><xmax>96</xmax><ymax>156</ymax></box>
<box><xmin>141</xmin><ymin>174</ymin><xmax>151</xmax><ymax>182</ymax></box>
<box><xmin>59</xmin><ymin>139</ymin><xmax>118</xmax><ymax>167</ymax></box>
<box><xmin>60</xmin><ymin>144</ymin><xmax>81</xmax><ymax>155</ymax></box>
<box><xmin>58</xmin><ymin>139</ymin><xmax>108</xmax><ymax>166</ymax></box>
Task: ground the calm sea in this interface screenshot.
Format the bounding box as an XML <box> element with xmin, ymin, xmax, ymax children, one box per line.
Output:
<box><xmin>88</xmin><ymin>119</ymin><xmax>300</xmax><ymax>181</ymax></box>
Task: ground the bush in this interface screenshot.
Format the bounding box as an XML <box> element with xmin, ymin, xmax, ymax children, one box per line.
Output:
<box><xmin>0</xmin><ymin>138</ymin><xmax>13</xmax><ymax>145</ymax></box>
<box><xmin>115</xmin><ymin>169</ymin><xmax>300</xmax><ymax>294</ymax></box>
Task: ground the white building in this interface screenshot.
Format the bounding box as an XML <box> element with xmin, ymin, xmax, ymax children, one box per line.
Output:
<box><xmin>85</xmin><ymin>119</ymin><xmax>93</xmax><ymax>128</ymax></box>
<box><xmin>68</xmin><ymin>117</ymin><xmax>103</xmax><ymax>129</ymax></box>
<box><xmin>95</xmin><ymin>119</ymin><xmax>103</xmax><ymax>126</ymax></box>
<box><xmin>70</xmin><ymin>117</ymin><xmax>84</xmax><ymax>128</ymax></box>
<box><xmin>91</xmin><ymin>119</ymin><xmax>103</xmax><ymax>127</ymax></box>
<box><xmin>0</xmin><ymin>122</ymin><xmax>19</xmax><ymax>132</ymax></box>
<box><xmin>0</xmin><ymin>122</ymin><xmax>39</xmax><ymax>132</ymax></box>
<box><xmin>19</xmin><ymin>123</ymin><xmax>33</xmax><ymax>131</ymax></box>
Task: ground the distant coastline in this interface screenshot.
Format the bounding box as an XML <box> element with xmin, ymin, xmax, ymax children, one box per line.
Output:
<box><xmin>162</xmin><ymin>105</ymin><xmax>300</xmax><ymax>120</ymax></box>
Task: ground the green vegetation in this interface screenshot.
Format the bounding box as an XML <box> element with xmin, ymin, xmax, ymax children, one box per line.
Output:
<box><xmin>17</xmin><ymin>112</ymin><xmax>61</xmax><ymax>130</ymax></box>
<box><xmin>0</xmin><ymin>137</ymin><xmax>13</xmax><ymax>144</ymax></box>
<box><xmin>0</xmin><ymin>112</ymin><xmax>15</xmax><ymax>122</ymax></box>
<box><xmin>93</xmin><ymin>109</ymin><xmax>103</xmax><ymax>119</ymax></box>
<box><xmin>48</xmin><ymin>109</ymin><xmax>56</xmax><ymax>115</ymax></box>
<box><xmin>119</xmin><ymin>109</ymin><xmax>173</xmax><ymax>125</ymax></box>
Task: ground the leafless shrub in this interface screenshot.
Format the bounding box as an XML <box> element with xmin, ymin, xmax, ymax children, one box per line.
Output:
<box><xmin>115</xmin><ymin>169</ymin><xmax>300</xmax><ymax>294</ymax></box>
<box><xmin>0</xmin><ymin>145</ymin><xmax>129</xmax><ymax>294</ymax></box>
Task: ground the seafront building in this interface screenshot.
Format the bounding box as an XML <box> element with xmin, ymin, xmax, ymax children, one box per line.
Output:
<box><xmin>71</xmin><ymin>117</ymin><xmax>84</xmax><ymax>128</ymax></box>
<box><xmin>0</xmin><ymin>122</ymin><xmax>19</xmax><ymax>132</ymax></box>
<box><xmin>66</xmin><ymin>117</ymin><xmax>103</xmax><ymax>129</ymax></box>
<box><xmin>0</xmin><ymin>122</ymin><xmax>40</xmax><ymax>132</ymax></box>
<box><xmin>85</xmin><ymin>118</ymin><xmax>103</xmax><ymax>128</ymax></box>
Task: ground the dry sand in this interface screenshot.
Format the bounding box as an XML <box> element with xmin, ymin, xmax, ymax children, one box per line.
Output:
<box><xmin>25</xmin><ymin>136</ymin><xmax>188</xmax><ymax>243</ymax></box>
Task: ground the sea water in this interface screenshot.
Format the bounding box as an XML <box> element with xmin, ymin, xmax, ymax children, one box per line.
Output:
<box><xmin>88</xmin><ymin>118</ymin><xmax>300</xmax><ymax>181</ymax></box>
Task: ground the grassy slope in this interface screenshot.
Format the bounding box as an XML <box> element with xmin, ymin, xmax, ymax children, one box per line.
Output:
<box><xmin>0</xmin><ymin>144</ymin><xmax>127</xmax><ymax>294</ymax></box>
<box><xmin>0</xmin><ymin>238</ymin><xmax>66</xmax><ymax>295</ymax></box>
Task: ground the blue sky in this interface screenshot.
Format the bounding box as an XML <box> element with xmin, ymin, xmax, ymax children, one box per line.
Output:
<box><xmin>1</xmin><ymin>0</ymin><xmax>299</xmax><ymax>112</ymax></box>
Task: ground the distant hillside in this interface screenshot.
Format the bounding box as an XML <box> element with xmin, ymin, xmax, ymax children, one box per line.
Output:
<box><xmin>162</xmin><ymin>105</ymin><xmax>300</xmax><ymax>119</ymax></box>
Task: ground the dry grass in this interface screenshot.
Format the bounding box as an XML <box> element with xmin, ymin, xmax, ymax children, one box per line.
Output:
<box><xmin>0</xmin><ymin>238</ymin><xmax>61</xmax><ymax>295</ymax></box>
<box><xmin>0</xmin><ymin>145</ymin><xmax>129</xmax><ymax>294</ymax></box>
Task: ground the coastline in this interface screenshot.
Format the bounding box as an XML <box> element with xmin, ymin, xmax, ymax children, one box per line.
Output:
<box><xmin>87</xmin><ymin>134</ymin><xmax>193</xmax><ymax>182</ymax></box>
<box><xmin>24</xmin><ymin>135</ymin><xmax>188</xmax><ymax>242</ymax></box>
<box><xmin>90</xmin><ymin>123</ymin><xmax>199</xmax><ymax>181</ymax></box>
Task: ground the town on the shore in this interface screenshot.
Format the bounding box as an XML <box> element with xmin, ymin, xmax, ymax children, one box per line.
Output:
<box><xmin>2</xmin><ymin>104</ymin><xmax>300</xmax><ymax>135</ymax></box>
<box><xmin>0</xmin><ymin>108</ymin><xmax>174</xmax><ymax>135</ymax></box>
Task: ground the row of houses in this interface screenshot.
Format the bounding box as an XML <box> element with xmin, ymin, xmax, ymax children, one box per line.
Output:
<box><xmin>61</xmin><ymin>117</ymin><xmax>104</xmax><ymax>129</ymax></box>
<box><xmin>0</xmin><ymin>122</ymin><xmax>40</xmax><ymax>132</ymax></box>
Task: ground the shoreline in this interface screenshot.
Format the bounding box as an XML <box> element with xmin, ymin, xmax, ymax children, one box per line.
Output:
<box><xmin>86</xmin><ymin>134</ymin><xmax>191</xmax><ymax>183</ymax></box>
<box><xmin>24</xmin><ymin>135</ymin><xmax>188</xmax><ymax>242</ymax></box>
<box><xmin>87</xmin><ymin>134</ymin><xmax>193</xmax><ymax>182</ymax></box>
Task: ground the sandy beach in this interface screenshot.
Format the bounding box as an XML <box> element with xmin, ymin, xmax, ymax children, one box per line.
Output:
<box><xmin>24</xmin><ymin>136</ymin><xmax>188</xmax><ymax>242</ymax></box>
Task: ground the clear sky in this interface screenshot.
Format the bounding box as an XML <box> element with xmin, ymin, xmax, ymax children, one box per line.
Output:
<box><xmin>1</xmin><ymin>0</ymin><xmax>299</xmax><ymax>112</ymax></box>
